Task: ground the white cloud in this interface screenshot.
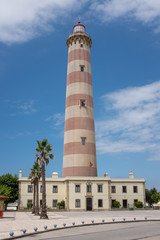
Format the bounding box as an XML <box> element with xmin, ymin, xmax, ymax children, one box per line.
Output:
<box><xmin>96</xmin><ymin>81</ymin><xmax>160</xmax><ymax>161</ymax></box>
<box><xmin>1</xmin><ymin>0</ymin><xmax>160</xmax><ymax>44</ymax></box>
<box><xmin>90</xmin><ymin>0</ymin><xmax>160</xmax><ymax>32</ymax></box>
<box><xmin>17</xmin><ymin>100</ymin><xmax>37</xmax><ymax>114</ymax></box>
<box><xmin>0</xmin><ymin>0</ymin><xmax>87</xmax><ymax>44</ymax></box>
<box><xmin>5</xmin><ymin>99</ymin><xmax>37</xmax><ymax>115</ymax></box>
<box><xmin>45</xmin><ymin>112</ymin><xmax>64</xmax><ymax>128</ymax></box>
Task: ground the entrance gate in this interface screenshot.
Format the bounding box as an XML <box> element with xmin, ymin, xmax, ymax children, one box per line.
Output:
<box><xmin>86</xmin><ymin>198</ymin><xmax>92</xmax><ymax>211</ymax></box>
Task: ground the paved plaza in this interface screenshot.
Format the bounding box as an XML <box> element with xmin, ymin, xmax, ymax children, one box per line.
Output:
<box><xmin>0</xmin><ymin>210</ymin><xmax>160</xmax><ymax>239</ymax></box>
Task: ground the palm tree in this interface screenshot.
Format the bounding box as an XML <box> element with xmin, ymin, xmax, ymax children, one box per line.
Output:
<box><xmin>35</xmin><ymin>139</ymin><xmax>54</xmax><ymax>219</ymax></box>
<box><xmin>28</xmin><ymin>161</ymin><xmax>41</xmax><ymax>215</ymax></box>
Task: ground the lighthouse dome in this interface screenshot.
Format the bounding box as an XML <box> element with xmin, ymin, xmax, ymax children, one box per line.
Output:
<box><xmin>73</xmin><ymin>21</ymin><xmax>85</xmax><ymax>33</ymax></box>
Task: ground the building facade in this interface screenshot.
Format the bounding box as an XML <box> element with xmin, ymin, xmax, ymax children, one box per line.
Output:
<box><xmin>18</xmin><ymin>22</ymin><xmax>146</xmax><ymax>211</ymax></box>
<box><xmin>18</xmin><ymin>171</ymin><xmax>145</xmax><ymax>210</ymax></box>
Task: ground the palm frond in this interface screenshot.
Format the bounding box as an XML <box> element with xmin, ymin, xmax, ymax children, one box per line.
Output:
<box><xmin>36</xmin><ymin>140</ymin><xmax>44</xmax><ymax>151</ymax></box>
<box><xmin>45</xmin><ymin>144</ymin><xmax>53</xmax><ymax>152</ymax></box>
<box><xmin>36</xmin><ymin>148</ymin><xmax>42</xmax><ymax>152</ymax></box>
<box><xmin>44</xmin><ymin>152</ymin><xmax>49</xmax><ymax>158</ymax></box>
<box><xmin>41</xmin><ymin>139</ymin><xmax>48</xmax><ymax>147</ymax></box>
<box><xmin>49</xmin><ymin>154</ymin><xmax>54</xmax><ymax>160</ymax></box>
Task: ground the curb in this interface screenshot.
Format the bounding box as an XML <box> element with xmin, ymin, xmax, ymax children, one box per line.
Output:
<box><xmin>2</xmin><ymin>219</ymin><xmax>160</xmax><ymax>240</ymax></box>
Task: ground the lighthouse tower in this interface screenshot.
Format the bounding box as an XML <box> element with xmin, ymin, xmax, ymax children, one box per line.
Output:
<box><xmin>63</xmin><ymin>22</ymin><xmax>97</xmax><ymax>177</ymax></box>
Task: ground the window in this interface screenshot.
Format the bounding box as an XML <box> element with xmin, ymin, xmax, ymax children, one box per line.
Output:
<box><xmin>80</xmin><ymin>66</ymin><xmax>84</xmax><ymax>72</ymax></box>
<box><xmin>80</xmin><ymin>99</ymin><xmax>86</xmax><ymax>107</ymax></box>
<box><xmin>98</xmin><ymin>185</ymin><xmax>103</xmax><ymax>193</ymax></box>
<box><xmin>112</xmin><ymin>199</ymin><xmax>116</xmax><ymax>207</ymax></box>
<box><xmin>27</xmin><ymin>199</ymin><xmax>32</xmax><ymax>204</ymax></box>
<box><xmin>28</xmin><ymin>185</ymin><xmax>32</xmax><ymax>193</ymax></box>
<box><xmin>53</xmin><ymin>200</ymin><xmax>57</xmax><ymax>208</ymax></box>
<box><xmin>53</xmin><ymin>185</ymin><xmax>58</xmax><ymax>193</ymax></box>
<box><xmin>75</xmin><ymin>185</ymin><xmax>80</xmax><ymax>192</ymax></box>
<box><xmin>87</xmin><ymin>185</ymin><xmax>91</xmax><ymax>193</ymax></box>
<box><xmin>40</xmin><ymin>185</ymin><xmax>43</xmax><ymax>193</ymax></box>
<box><xmin>75</xmin><ymin>199</ymin><xmax>80</xmax><ymax>208</ymax></box>
<box><xmin>98</xmin><ymin>199</ymin><xmax>103</xmax><ymax>207</ymax></box>
<box><xmin>133</xmin><ymin>186</ymin><xmax>138</xmax><ymax>193</ymax></box>
<box><xmin>111</xmin><ymin>186</ymin><xmax>116</xmax><ymax>193</ymax></box>
<box><xmin>134</xmin><ymin>199</ymin><xmax>138</xmax><ymax>203</ymax></box>
<box><xmin>122</xmin><ymin>186</ymin><xmax>127</xmax><ymax>193</ymax></box>
<box><xmin>81</xmin><ymin>137</ymin><xmax>86</xmax><ymax>145</ymax></box>
<box><xmin>80</xmin><ymin>44</ymin><xmax>83</xmax><ymax>47</ymax></box>
<box><xmin>40</xmin><ymin>200</ymin><xmax>42</xmax><ymax>207</ymax></box>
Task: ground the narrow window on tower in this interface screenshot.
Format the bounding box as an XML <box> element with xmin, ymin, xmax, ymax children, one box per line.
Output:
<box><xmin>80</xmin><ymin>99</ymin><xmax>86</xmax><ymax>107</ymax></box>
<box><xmin>80</xmin><ymin>44</ymin><xmax>83</xmax><ymax>48</ymax></box>
<box><xmin>81</xmin><ymin>137</ymin><xmax>86</xmax><ymax>145</ymax></box>
<box><xmin>80</xmin><ymin>65</ymin><xmax>84</xmax><ymax>72</ymax></box>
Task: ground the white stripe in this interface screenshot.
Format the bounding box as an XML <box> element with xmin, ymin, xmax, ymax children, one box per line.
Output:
<box><xmin>64</xmin><ymin>129</ymin><xmax>96</xmax><ymax>144</ymax></box>
<box><xmin>68</xmin><ymin>41</ymin><xmax>90</xmax><ymax>53</ymax></box>
<box><xmin>67</xmin><ymin>60</ymin><xmax>91</xmax><ymax>75</ymax></box>
<box><xmin>66</xmin><ymin>82</ymin><xmax>93</xmax><ymax>97</ymax></box>
<box><xmin>63</xmin><ymin>154</ymin><xmax>97</xmax><ymax>168</ymax></box>
<box><xmin>65</xmin><ymin>105</ymin><xmax>94</xmax><ymax>120</ymax></box>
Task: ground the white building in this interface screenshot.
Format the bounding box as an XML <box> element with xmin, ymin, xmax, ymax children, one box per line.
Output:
<box><xmin>18</xmin><ymin>171</ymin><xmax>145</xmax><ymax>211</ymax></box>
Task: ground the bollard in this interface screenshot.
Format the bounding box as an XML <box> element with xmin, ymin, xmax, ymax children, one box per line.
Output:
<box><xmin>44</xmin><ymin>225</ymin><xmax>47</xmax><ymax>230</ymax></box>
<box><xmin>21</xmin><ymin>229</ymin><xmax>26</xmax><ymax>234</ymax></box>
<box><xmin>134</xmin><ymin>217</ymin><xmax>136</xmax><ymax>221</ymax></box>
<box><xmin>145</xmin><ymin>217</ymin><xmax>147</xmax><ymax>220</ymax></box>
<box><xmin>34</xmin><ymin>227</ymin><xmax>38</xmax><ymax>232</ymax></box>
<box><xmin>63</xmin><ymin>223</ymin><xmax>66</xmax><ymax>227</ymax></box>
<box><xmin>123</xmin><ymin>218</ymin><xmax>126</xmax><ymax>221</ymax></box>
<box><xmin>91</xmin><ymin>220</ymin><xmax>94</xmax><ymax>224</ymax></box>
<box><xmin>54</xmin><ymin>224</ymin><xmax>57</xmax><ymax>228</ymax></box>
<box><xmin>112</xmin><ymin>218</ymin><xmax>115</xmax><ymax>222</ymax></box>
<box><xmin>81</xmin><ymin>221</ymin><xmax>85</xmax><ymax>224</ymax></box>
<box><xmin>9</xmin><ymin>232</ymin><xmax>14</xmax><ymax>237</ymax></box>
<box><xmin>102</xmin><ymin>219</ymin><xmax>105</xmax><ymax>223</ymax></box>
<box><xmin>72</xmin><ymin>222</ymin><xmax>75</xmax><ymax>226</ymax></box>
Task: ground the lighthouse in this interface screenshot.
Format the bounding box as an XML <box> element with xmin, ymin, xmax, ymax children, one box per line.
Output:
<box><xmin>63</xmin><ymin>22</ymin><xmax>97</xmax><ymax>177</ymax></box>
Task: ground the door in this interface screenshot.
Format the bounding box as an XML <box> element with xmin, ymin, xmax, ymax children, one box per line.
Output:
<box><xmin>123</xmin><ymin>199</ymin><xmax>127</xmax><ymax>208</ymax></box>
<box><xmin>86</xmin><ymin>198</ymin><xmax>92</xmax><ymax>211</ymax></box>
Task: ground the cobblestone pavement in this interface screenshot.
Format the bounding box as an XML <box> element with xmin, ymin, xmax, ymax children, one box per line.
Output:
<box><xmin>0</xmin><ymin>210</ymin><xmax>160</xmax><ymax>239</ymax></box>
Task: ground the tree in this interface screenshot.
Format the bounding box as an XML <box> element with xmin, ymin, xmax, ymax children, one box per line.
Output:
<box><xmin>35</xmin><ymin>139</ymin><xmax>54</xmax><ymax>219</ymax></box>
<box><xmin>57</xmin><ymin>200</ymin><xmax>65</xmax><ymax>209</ymax></box>
<box><xmin>145</xmin><ymin>188</ymin><xmax>160</xmax><ymax>207</ymax></box>
<box><xmin>112</xmin><ymin>200</ymin><xmax>121</xmax><ymax>208</ymax></box>
<box><xmin>134</xmin><ymin>201</ymin><xmax>143</xmax><ymax>208</ymax></box>
<box><xmin>0</xmin><ymin>185</ymin><xmax>11</xmax><ymax>207</ymax></box>
<box><xmin>0</xmin><ymin>174</ymin><xmax>18</xmax><ymax>203</ymax></box>
<box><xmin>28</xmin><ymin>161</ymin><xmax>41</xmax><ymax>215</ymax></box>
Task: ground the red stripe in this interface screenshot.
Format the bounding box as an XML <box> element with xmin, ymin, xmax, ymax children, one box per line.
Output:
<box><xmin>67</xmin><ymin>71</ymin><xmax>92</xmax><ymax>86</ymax></box>
<box><xmin>63</xmin><ymin>142</ymin><xmax>96</xmax><ymax>155</ymax></box>
<box><xmin>65</xmin><ymin>117</ymin><xmax>95</xmax><ymax>131</ymax></box>
<box><xmin>68</xmin><ymin>49</ymin><xmax>90</xmax><ymax>63</ymax></box>
<box><xmin>63</xmin><ymin>166</ymin><xmax>97</xmax><ymax>177</ymax></box>
<box><xmin>66</xmin><ymin>94</ymin><xmax>93</xmax><ymax>108</ymax></box>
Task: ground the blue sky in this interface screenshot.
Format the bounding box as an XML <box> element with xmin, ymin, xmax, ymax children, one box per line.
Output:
<box><xmin>1</xmin><ymin>0</ymin><xmax>160</xmax><ymax>190</ymax></box>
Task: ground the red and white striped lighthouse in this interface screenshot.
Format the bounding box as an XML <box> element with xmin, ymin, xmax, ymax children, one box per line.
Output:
<box><xmin>63</xmin><ymin>22</ymin><xmax>97</xmax><ymax>177</ymax></box>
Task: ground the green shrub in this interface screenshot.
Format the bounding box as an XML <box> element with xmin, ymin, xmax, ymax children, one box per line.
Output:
<box><xmin>27</xmin><ymin>202</ymin><xmax>33</xmax><ymax>209</ymax></box>
<box><xmin>112</xmin><ymin>200</ymin><xmax>121</xmax><ymax>208</ymax></box>
<box><xmin>57</xmin><ymin>200</ymin><xmax>65</xmax><ymax>209</ymax></box>
<box><xmin>134</xmin><ymin>201</ymin><xmax>143</xmax><ymax>208</ymax></box>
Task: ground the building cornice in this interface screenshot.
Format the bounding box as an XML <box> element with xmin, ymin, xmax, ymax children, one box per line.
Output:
<box><xmin>66</xmin><ymin>33</ymin><xmax>92</xmax><ymax>48</ymax></box>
